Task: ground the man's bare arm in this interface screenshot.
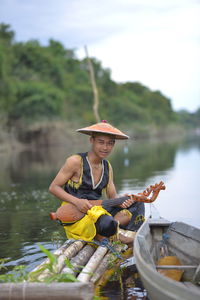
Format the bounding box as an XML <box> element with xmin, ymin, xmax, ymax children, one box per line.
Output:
<box><xmin>49</xmin><ymin>155</ymin><xmax>92</xmax><ymax>213</ymax></box>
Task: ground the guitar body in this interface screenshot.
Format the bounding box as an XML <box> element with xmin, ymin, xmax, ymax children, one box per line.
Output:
<box><xmin>50</xmin><ymin>199</ymin><xmax>103</xmax><ymax>223</ymax></box>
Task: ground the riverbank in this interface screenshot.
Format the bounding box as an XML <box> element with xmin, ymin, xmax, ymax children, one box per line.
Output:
<box><xmin>0</xmin><ymin>119</ymin><xmax>194</xmax><ymax>153</ymax></box>
<box><xmin>0</xmin><ymin>120</ymin><xmax>86</xmax><ymax>154</ymax></box>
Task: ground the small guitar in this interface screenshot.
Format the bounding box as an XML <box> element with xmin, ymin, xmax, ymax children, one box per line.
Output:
<box><xmin>50</xmin><ymin>181</ymin><xmax>165</xmax><ymax>223</ymax></box>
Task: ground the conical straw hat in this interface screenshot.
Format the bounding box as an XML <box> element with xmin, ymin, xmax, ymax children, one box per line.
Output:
<box><xmin>76</xmin><ymin>120</ymin><xmax>129</xmax><ymax>140</ymax></box>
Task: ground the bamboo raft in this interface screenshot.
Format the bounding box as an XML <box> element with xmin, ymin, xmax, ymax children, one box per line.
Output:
<box><xmin>0</xmin><ymin>229</ymin><xmax>135</xmax><ymax>300</ymax></box>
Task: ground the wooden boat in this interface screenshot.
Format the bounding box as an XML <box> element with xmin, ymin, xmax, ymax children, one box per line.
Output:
<box><xmin>134</xmin><ymin>217</ymin><xmax>200</xmax><ymax>300</ymax></box>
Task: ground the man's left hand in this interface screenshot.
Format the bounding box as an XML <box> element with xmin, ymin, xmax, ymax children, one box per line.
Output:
<box><xmin>119</xmin><ymin>194</ymin><xmax>135</xmax><ymax>208</ymax></box>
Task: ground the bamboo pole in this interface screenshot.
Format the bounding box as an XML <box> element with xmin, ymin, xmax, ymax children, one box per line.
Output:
<box><xmin>55</xmin><ymin>240</ymin><xmax>86</xmax><ymax>273</ymax></box>
<box><xmin>84</xmin><ymin>45</ymin><xmax>100</xmax><ymax>123</ymax></box>
<box><xmin>37</xmin><ymin>240</ymin><xmax>85</xmax><ymax>281</ymax></box>
<box><xmin>0</xmin><ymin>282</ymin><xmax>94</xmax><ymax>300</ymax></box>
<box><xmin>77</xmin><ymin>246</ymin><xmax>108</xmax><ymax>282</ymax></box>
<box><xmin>94</xmin><ymin>247</ymin><xmax>133</xmax><ymax>297</ymax></box>
<box><xmin>62</xmin><ymin>244</ymin><xmax>96</xmax><ymax>276</ymax></box>
<box><xmin>30</xmin><ymin>239</ymin><xmax>75</xmax><ymax>273</ymax></box>
<box><xmin>90</xmin><ymin>244</ymin><xmax>126</xmax><ymax>283</ymax></box>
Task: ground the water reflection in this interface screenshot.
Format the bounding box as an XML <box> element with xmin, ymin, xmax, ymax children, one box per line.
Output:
<box><xmin>109</xmin><ymin>138</ymin><xmax>182</xmax><ymax>191</ymax></box>
<box><xmin>0</xmin><ymin>188</ymin><xmax>65</xmax><ymax>272</ymax></box>
<box><xmin>1</xmin><ymin>135</ymin><xmax>198</xmax><ymax>191</ymax></box>
<box><xmin>99</xmin><ymin>265</ymin><xmax>148</xmax><ymax>300</ymax></box>
<box><xmin>0</xmin><ymin>135</ymin><xmax>199</xmax><ymax>297</ymax></box>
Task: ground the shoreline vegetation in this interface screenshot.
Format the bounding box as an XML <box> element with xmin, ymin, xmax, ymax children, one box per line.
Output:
<box><xmin>0</xmin><ymin>23</ymin><xmax>199</xmax><ymax>152</ymax></box>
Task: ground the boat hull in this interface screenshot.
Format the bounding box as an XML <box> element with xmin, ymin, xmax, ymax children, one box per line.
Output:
<box><xmin>134</xmin><ymin>218</ymin><xmax>200</xmax><ymax>300</ymax></box>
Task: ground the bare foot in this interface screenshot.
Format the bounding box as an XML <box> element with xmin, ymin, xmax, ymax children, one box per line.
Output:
<box><xmin>118</xmin><ymin>233</ymin><xmax>134</xmax><ymax>247</ymax></box>
<box><xmin>95</xmin><ymin>234</ymin><xmax>106</xmax><ymax>242</ymax></box>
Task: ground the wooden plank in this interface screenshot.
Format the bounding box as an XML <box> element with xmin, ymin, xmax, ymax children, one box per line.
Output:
<box><xmin>156</xmin><ymin>265</ymin><xmax>197</xmax><ymax>270</ymax></box>
<box><xmin>170</xmin><ymin>222</ymin><xmax>200</xmax><ymax>243</ymax></box>
<box><xmin>148</xmin><ymin>217</ymin><xmax>171</xmax><ymax>227</ymax></box>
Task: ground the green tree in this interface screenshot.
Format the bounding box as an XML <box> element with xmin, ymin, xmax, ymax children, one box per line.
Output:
<box><xmin>9</xmin><ymin>82</ymin><xmax>65</xmax><ymax>121</ymax></box>
<box><xmin>0</xmin><ymin>23</ymin><xmax>198</xmax><ymax>141</ymax></box>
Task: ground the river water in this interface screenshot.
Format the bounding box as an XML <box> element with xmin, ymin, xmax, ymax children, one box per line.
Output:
<box><xmin>0</xmin><ymin>134</ymin><xmax>199</xmax><ymax>299</ymax></box>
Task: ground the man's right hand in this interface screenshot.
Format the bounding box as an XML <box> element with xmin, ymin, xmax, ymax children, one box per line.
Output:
<box><xmin>75</xmin><ymin>198</ymin><xmax>93</xmax><ymax>213</ymax></box>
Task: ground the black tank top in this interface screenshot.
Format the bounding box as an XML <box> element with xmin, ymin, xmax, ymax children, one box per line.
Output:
<box><xmin>64</xmin><ymin>152</ymin><xmax>110</xmax><ymax>200</ymax></box>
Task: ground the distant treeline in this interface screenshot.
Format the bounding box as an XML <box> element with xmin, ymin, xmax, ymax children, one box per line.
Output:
<box><xmin>0</xmin><ymin>23</ymin><xmax>199</xmax><ymax>142</ymax></box>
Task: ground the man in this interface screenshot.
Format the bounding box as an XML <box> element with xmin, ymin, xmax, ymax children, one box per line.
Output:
<box><xmin>49</xmin><ymin>120</ymin><xmax>145</xmax><ymax>242</ymax></box>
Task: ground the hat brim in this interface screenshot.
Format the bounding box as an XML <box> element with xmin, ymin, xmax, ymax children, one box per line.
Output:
<box><xmin>76</xmin><ymin>128</ymin><xmax>129</xmax><ymax>140</ymax></box>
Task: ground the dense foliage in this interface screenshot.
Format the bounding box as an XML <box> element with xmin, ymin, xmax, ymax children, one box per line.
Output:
<box><xmin>0</xmin><ymin>23</ymin><xmax>199</xmax><ymax>141</ymax></box>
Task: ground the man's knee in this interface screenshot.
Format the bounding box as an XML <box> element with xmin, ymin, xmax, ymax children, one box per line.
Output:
<box><xmin>129</xmin><ymin>202</ymin><xmax>145</xmax><ymax>215</ymax></box>
<box><xmin>95</xmin><ymin>215</ymin><xmax>118</xmax><ymax>237</ymax></box>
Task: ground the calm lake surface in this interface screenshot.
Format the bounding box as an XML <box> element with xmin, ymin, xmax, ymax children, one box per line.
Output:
<box><xmin>0</xmin><ymin>134</ymin><xmax>199</xmax><ymax>299</ymax></box>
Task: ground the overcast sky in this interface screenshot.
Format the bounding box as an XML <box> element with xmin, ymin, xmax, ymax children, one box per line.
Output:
<box><xmin>1</xmin><ymin>0</ymin><xmax>200</xmax><ymax>112</ymax></box>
